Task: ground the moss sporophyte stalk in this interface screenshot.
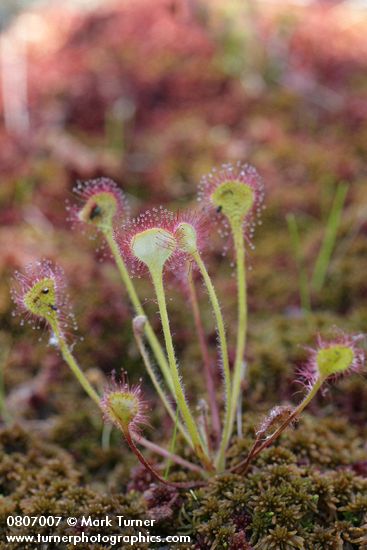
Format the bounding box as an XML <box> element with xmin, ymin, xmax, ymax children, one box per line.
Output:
<box><xmin>12</xmin><ymin>164</ymin><xmax>366</xmax><ymax>485</ymax></box>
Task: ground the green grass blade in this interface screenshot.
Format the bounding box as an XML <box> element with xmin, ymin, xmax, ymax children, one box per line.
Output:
<box><xmin>311</xmin><ymin>183</ymin><xmax>348</xmax><ymax>294</ymax></box>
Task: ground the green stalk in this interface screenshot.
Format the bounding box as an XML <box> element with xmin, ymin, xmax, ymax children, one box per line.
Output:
<box><xmin>226</xmin><ymin>224</ymin><xmax>248</xmax><ymax>458</ymax></box>
<box><xmin>132</xmin><ymin>317</ymin><xmax>190</xmax><ymax>446</ymax></box>
<box><xmin>150</xmin><ymin>268</ymin><xmax>214</xmax><ymax>471</ymax></box>
<box><xmin>101</xmin><ymin>423</ymin><xmax>113</xmax><ymax>450</ymax></box>
<box><xmin>192</xmin><ymin>252</ymin><xmax>231</xmax><ymax>471</ymax></box>
<box><xmin>51</xmin><ymin>322</ymin><xmax>100</xmax><ymax>406</ymax></box>
<box><xmin>104</xmin><ymin>231</ymin><xmax>174</xmax><ymax>395</ymax></box>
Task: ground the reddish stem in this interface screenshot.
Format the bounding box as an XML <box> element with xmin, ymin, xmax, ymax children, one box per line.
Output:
<box><xmin>124</xmin><ymin>429</ymin><xmax>205</xmax><ymax>489</ymax></box>
<box><xmin>187</xmin><ymin>267</ymin><xmax>221</xmax><ymax>445</ymax></box>
<box><xmin>137</xmin><ymin>435</ymin><xmax>205</xmax><ymax>474</ymax></box>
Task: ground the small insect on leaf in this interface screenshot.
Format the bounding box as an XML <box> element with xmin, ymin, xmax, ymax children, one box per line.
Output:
<box><xmin>89</xmin><ymin>204</ymin><xmax>102</xmax><ymax>220</ymax></box>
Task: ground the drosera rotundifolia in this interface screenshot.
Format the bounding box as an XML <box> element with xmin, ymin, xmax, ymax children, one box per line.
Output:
<box><xmin>12</xmin><ymin>163</ymin><xmax>366</xmax><ymax>484</ymax></box>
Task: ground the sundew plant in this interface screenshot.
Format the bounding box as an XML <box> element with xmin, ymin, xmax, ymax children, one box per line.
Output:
<box><xmin>12</xmin><ymin>165</ymin><xmax>366</xmax><ymax>485</ymax></box>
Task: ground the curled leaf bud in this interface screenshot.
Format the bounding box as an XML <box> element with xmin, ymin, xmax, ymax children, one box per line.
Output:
<box><xmin>175</xmin><ymin>222</ymin><xmax>198</xmax><ymax>255</ymax></box>
<box><xmin>256</xmin><ymin>405</ymin><xmax>294</xmax><ymax>438</ymax></box>
<box><xmin>133</xmin><ymin>315</ymin><xmax>147</xmax><ymax>336</ymax></box>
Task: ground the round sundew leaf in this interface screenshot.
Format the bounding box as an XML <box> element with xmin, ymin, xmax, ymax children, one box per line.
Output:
<box><xmin>11</xmin><ymin>260</ymin><xmax>75</xmax><ymax>338</ymax></box>
<box><xmin>106</xmin><ymin>391</ymin><xmax>140</xmax><ymax>430</ymax></box>
<box><xmin>316</xmin><ymin>345</ymin><xmax>354</xmax><ymax>377</ymax></box>
<box><xmin>78</xmin><ymin>191</ymin><xmax>119</xmax><ymax>231</ymax></box>
<box><xmin>23</xmin><ymin>276</ymin><xmax>58</xmax><ymax>323</ymax></box>
<box><xmin>210</xmin><ymin>180</ymin><xmax>255</xmax><ymax>227</ymax></box>
<box><xmin>131</xmin><ymin>227</ymin><xmax>175</xmax><ymax>272</ymax></box>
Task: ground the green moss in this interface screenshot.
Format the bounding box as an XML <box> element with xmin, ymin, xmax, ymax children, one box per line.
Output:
<box><xmin>169</xmin><ymin>414</ymin><xmax>367</xmax><ymax>548</ymax></box>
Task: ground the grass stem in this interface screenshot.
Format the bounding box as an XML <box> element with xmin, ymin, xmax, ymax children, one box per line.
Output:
<box><xmin>311</xmin><ymin>183</ymin><xmax>348</xmax><ymax>293</ymax></box>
